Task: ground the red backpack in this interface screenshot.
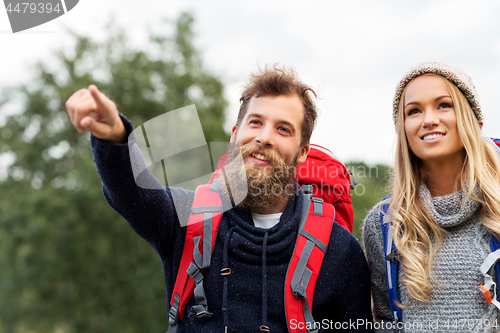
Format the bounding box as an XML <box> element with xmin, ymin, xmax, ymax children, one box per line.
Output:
<box><xmin>296</xmin><ymin>144</ymin><xmax>354</xmax><ymax>233</ymax></box>
<box><xmin>168</xmin><ymin>144</ymin><xmax>354</xmax><ymax>332</ymax></box>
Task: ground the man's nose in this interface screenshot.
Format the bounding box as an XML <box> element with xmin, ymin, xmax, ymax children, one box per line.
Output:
<box><xmin>255</xmin><ymin>126</ymin><xmax>274</xmax><ymax>147</ymax></box>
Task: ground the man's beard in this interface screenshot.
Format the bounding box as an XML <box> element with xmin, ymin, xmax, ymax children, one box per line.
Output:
<box><xmin>220</xmin><ymin>144</ymin><xmax>298</xmax><ymax>213</ymax></box>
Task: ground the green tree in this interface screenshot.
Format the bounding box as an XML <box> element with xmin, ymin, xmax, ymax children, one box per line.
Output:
<box><xmin>348</xmin><ymin>161</ymin><xmax>392</xmax><ymax>242</ymax></box>
<box><xmin>0</xmin><ymin>12</ymin><xmax>228</xmax><ymax>332</ymax></box>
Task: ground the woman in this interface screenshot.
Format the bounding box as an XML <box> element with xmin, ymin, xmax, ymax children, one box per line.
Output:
<box><xmin>363</xmin><ymin>62</ymin><xmax>500</xmax><ymax>333</ymax></box>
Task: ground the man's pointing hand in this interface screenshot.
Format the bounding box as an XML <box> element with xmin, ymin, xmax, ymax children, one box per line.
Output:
<box><xmin>65</xmin><ymin>85</ymin><xmax>126</xmax><ymax>143</ymax></box>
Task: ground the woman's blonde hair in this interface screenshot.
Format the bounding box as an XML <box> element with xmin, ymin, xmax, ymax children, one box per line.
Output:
<box><xmin>390</xmin><ymin>74</ymin><xmax>500</xmax><ymax>305</ymax></box>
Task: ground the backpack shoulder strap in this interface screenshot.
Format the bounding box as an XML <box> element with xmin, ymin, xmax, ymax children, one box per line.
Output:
<box><xmin>479</xmin><ymin>234</ymin><xmax>500</xmax><ymax>310</ymax></box>
<box><xmin>168</xmin><ymin>179</ymin><xmax>223</xmax><ymax>326</ymax></box>
<box><xmin>379</xmin><ymin>195</ymin><xmax>403</xmax><ymax>325</ymax></box>
<box><xmin>285</xmin><ymin>190</ymin><xmax>336</xmax><ymax>333</ymax></box>
<box><xmin>491</xmin><ymin>235</ymin><xmax>500</xmax><ymax>281</ymax></box>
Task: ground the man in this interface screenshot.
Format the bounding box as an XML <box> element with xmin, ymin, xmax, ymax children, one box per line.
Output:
<box><xmin>66</xmin><ymin>66</ymin><xmax>373</xmax><ymax>332</ymax></box>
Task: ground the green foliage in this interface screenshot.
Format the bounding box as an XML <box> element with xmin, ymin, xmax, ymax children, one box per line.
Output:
<box><xmin>347</xmin><ymin>161</ymin><xmax>392</xmax><ymax>242</ymax></box>
<box><xmin>0</xmin><ymin>12</ymin><xmax>228</xmax><ymax>332</ymax></box>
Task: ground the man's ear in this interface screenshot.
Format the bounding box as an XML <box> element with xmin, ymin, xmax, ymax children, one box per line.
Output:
<box><xmin>230</xmin><ymin>125</ymin><xmax>237</xmax><ymax>143</ymax></box>
<box><xmin>296</xmin><ymin>144</ymin><xmax>310</xmax><ymax>164</ymax></box>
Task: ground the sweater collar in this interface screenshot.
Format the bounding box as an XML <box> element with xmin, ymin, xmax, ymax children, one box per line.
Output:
<box><xmin>419</xmin><ymin>183</ymin><xmax>481</xmax><ymax>228</ymax></box>
<box><xmin>218</xmin><ymin>183</ymin><xmax>303</xmax><ymax>265</ymax></box>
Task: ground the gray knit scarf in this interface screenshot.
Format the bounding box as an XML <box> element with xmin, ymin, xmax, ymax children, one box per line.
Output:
<box><xmin>397</xmin><ymin>184</ymin><xmax>499</xmax><ymax>333</ymax></box>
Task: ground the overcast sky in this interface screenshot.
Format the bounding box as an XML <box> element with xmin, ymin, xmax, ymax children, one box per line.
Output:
<box><xmin>1</xmin><ymin>0</ymin><xmax>500</xmax><ymax>165</ymax></box>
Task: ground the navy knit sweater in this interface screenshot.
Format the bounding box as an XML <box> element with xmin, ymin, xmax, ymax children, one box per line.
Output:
<box><xmin>91</xmin><ymin>116</ymin><xmax>373</xmax><ymax>332</ymax></box>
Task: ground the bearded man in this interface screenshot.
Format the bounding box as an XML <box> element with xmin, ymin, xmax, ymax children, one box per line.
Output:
<box><xmin>65</xmin><ymin>65</ymin><xmax>373</xmax><ymax>332</ymax></box>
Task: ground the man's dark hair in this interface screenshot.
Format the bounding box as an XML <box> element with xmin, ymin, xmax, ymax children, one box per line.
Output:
<box><xmin>236</xmin><ymin>65</ymin><xmax>318</xmax><ymax>146</ymax></box>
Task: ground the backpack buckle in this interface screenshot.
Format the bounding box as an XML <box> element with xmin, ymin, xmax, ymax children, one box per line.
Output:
<box><xmin>479</xmin><ymin>284</ymin><xmax>493</xmax><ymax>304</ymax></box>
<box><xmin>168</xmin><ymin>294</ymin><xmax>180</xmax><ymax>326</ymax></box>
<box><xmin>292</xmin><ymin>284</ymin><xmax>306</xmax><ymax>299</ymax></box>
<box><xmin>311</xmin><ymin>197</ymin><xmax>323</xmax><ymax>216</ymax></box>
<box><xmin>302</xmin><ymin>184</ymin><xmax>313</xmax><ymax>198</ymax></box>
<box><xmin>168</xmin><ymin>306</ymin><xmax>178</xmax><ymax>325</ymax></box>
<box><xmin>303</xmin><ymin>184</ymin><xmax>313</xmax><ymax>196</ymax></box>
<box><xmin>311</xmin><ymin>197</ymin><xmax>323</xmax><ymax>203</ymax></box>
<box><xmin>187</xmin><ymin>262</ymin><xmax>201</xmax><ymax>278</ymax></box>
<box><xmin>386</xmin><ymin>250</ymin><xmax>399</xmax><ymax>263</ymax></box>
<box><xmin>188</xmin><ymin>304</ymin><xmax>213</xmax><ymax>319</ymax></box>
<box><xmin>194</xmin><ymin>309</ymin><xmax>213</xmax><ymax>319</ymax></box>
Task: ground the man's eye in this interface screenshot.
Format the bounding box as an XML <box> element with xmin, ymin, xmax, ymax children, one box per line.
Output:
<box><xmin>250</xmin><ymin>119</ymin><xmax>261</xmax><ymax>125</ymax></box>
<box><xmin>278</xmin><ymin>126</ymin><xmax>290</xmax><ymax>133</ymax></box>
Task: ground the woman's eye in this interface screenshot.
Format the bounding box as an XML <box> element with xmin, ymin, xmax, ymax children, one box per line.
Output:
<box><xmin>438</xmin><ymin>103</ymin><xmax>453</xmax><ymax>109</ymax></box>
<box><xmin>407</xmin><ymin>108</ymin><xmax>420</xmax><ymax>116</ymax></box>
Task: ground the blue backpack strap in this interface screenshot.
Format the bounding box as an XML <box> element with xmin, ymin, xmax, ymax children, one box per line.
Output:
<box><xmin>487</xmin><ymin>137</ymin><xmax>500</xmax><ymax>297</ymax></box>
<box><xmin>379</xmin><ymin>195</ymin><xmax>403</xmax><ymax>325</ymax></box>
<box><xmin>491</xmin><ymin>235</ymin><xmax>500</xmax><ymax>288</ymax></box>
<box><xmin>479</xmin><ymin>234</ymin><xmax>500</xmax><ymax>310</ymax></box>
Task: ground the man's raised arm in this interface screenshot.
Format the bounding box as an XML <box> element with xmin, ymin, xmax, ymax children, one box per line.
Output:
<box><xmin>64</xmin><ymin>85</ymin><xmax>190</xmax><ymax>255</ymax></box>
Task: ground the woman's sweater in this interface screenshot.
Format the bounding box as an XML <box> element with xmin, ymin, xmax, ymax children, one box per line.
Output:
<box><xmin>363</xmin><ymin>184</ymin><xmax>500</xmax><ymax>333</ymax></box>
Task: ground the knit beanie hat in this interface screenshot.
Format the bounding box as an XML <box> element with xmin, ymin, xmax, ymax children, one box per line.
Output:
<box><xmin>392</xmin><ymin>61</ymin><xmax>482</xmax><ymax>127</ymax></box>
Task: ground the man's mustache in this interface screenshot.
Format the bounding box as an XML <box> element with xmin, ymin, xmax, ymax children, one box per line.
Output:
<box><xmin>236</xmin><ymin>144</ymin><xmax>285</xmax><ymax>167</ymax></box>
